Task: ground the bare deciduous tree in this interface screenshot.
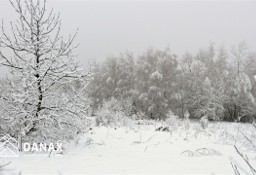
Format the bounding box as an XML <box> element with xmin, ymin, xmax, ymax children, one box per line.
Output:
<box><xmin>0</xmin><ymin>0</ymin><xmax>92</xmax><ymax>142</ymax></box>
<box><xmin>231</xmin><ymin>41</ymin><xmax>248</xmax><ymax>75</ymax></box>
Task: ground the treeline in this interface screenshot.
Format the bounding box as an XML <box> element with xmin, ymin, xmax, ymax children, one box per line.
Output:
<box><xmin>88</xmin><ymin>42</ymin><xmax>256</xmax><ymax>121</ymax></box>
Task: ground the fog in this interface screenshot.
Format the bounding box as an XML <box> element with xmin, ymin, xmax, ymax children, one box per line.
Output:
<box><xmin>0</xmin><ymin>0</ymin><xmax>256</xmax><ymax>72</ymax></box>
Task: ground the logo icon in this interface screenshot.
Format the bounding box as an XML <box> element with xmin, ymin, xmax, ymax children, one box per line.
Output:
<box><xmin>0</xmin><ymin>134</ymin><xmax>19</xmax><ymax>157</ymax></box>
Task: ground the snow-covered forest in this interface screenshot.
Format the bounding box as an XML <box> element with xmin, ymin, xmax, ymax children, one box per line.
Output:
<box><xmin>0</xmin><ymin>0</ymin><xmax>256</xmax><ymax>174</ymax></box>
<box><xmin>88</xmin><ymin>43</ymin><xmax>256</xmax><ymax>122</ymax></box>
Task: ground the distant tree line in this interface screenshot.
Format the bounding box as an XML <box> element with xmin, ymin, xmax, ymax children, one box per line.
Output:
<box><xmin>88</xmin><ymin>42</ymin><xmax>256</xmax><ymax>121</ymax></box>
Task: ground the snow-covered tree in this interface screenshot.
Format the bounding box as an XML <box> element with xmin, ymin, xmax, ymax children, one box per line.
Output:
<box><xmin>244</xmin><ymin>53</ymin><xmax>256</xmax><ymax>98</ymax></box>
<box><xmin>222</xmin><ymin>42</ymin><xmax>256</xmax><ymax>121</ymax></box>
<box><xmin>88</xmin><ymin>52</ymin><xmax>135</xmax><ymax>114</ymax></box>
<box><xmin>179</xmin><ymin>45</ymin><xmax>226</xmax><ymax>120</ymax></box>
<box><xmin>179</xmin><ymin>55</ymin><xmax>207</xmax><ymax>119</ymax></box>
<box><xmin>231</xmin><ymin>41</ymin><xmax>248</xmax><ymax>75</ymax></box>
<box><xmin>0</xmin><ymin>0</ymin><xmax>92</xmax><ymax>142</ymax></box>
<box><xmin>135</xmin><ymin>48</ymin><xmax>179</xmax><ymax>119</ymax></box>
<box><xmin>115</xmin><ymin>53</ymin><xmax>135</xmax><ymax>98</ymax></box>
<box><xmin>147</xmin><ymin>70</ymin><xmax>166</xmax><ymax>119</ymax></box>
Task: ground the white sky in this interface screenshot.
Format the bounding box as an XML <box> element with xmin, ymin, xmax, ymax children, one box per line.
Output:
<box><xmin>0</xmin><ymin>0</ymin><xmax>256</xmax><ymax>74</ymax></box>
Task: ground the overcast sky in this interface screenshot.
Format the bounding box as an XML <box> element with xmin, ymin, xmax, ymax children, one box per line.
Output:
<box><xmin>0</xmin><ymin>0</ymin><xmax>256</xmax><ymax>72</ymax></box>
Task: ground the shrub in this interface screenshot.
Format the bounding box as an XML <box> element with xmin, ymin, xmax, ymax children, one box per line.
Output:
<box><xmin>200</xmin><ymin>116</ymin><xmax>209</xmax><ymax>129</ymax></box>
<box><xmin>95</xmin><ymin>98</ymin><xmax>135</xmax><ymax>127</ymax></box>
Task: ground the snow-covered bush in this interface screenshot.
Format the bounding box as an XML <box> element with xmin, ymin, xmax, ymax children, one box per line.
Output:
<box><xmin>184</xmin><ymin>111</ymin><xmax>190</xmax><ymax>119</ymax></box>
<box><xmin>95</xmin><ymin>98</ymin><xmax>135</xmax><ymax>127</ymax></box>
<box><xmin>165</xmin><ymin>111</ymin><xmax>180</xmax><ymax>131</ymax></box>
<box><xmin>95</xmin><ymin>108</ymin><xmax>115</xmax><ymax>127</ymax></box>
<box><xmin>200</xmin><ymin>116</ymin><xmax>209</xmax><ymax>129</ymax></box>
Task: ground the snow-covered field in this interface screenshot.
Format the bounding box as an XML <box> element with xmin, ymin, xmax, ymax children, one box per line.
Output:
<box><xmin>1</xmin><ymin>121</ymin><xmax>256</xmax><ymax>175</ymax></box>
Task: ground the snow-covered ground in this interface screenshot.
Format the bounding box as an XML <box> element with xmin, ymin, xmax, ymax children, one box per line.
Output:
<box><xmin>1</xmin><ymin>121</ymin><xmax>256</xmax><ymax>175</ymax></box>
